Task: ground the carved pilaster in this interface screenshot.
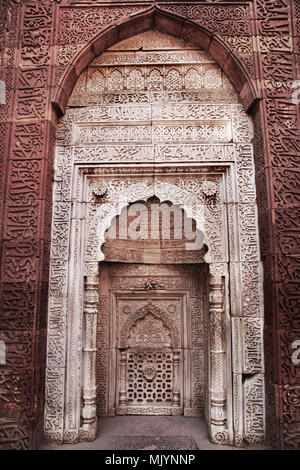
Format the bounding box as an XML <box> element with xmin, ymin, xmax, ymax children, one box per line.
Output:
<box><xmin>80</xmin><ymin>264</ymin><xmax>99</xmax><ymax>441</ymax></box>
<box><xmin>172</xmin><ymin>349</ymin><xmax>181</xmax><ymax>408</ymax></box>
<box><xmin>208</xmin><ymin>272</ymin><xmax>228</xmax><ymax>444</ymax></box>
<box><xmin>116</xmin><ymin>350</ymin><xmax>127</xmax><ymax>415</ymax></box>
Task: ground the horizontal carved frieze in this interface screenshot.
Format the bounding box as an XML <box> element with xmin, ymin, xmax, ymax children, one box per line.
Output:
<box><xmin>74</xmin><ymin>125</ymin><xmax>152</xmax><ymax>144</ymax></box>
<box><xmin>151</xmin><ymin>104</ymin><xmax>232</xmax><ymax>121</ymax></box>
<box><xmin>67</xmin><ymin>105</ymin><xmax>151</xmax><ymax>122</ymax></box>
<box><xmin>109</xmin><ymin>276</ymin><xmax>191</xmax><ymax>290</ymax></box>
<box><xmin>92</xmin><ymin>50</ymin><xmax>213</xmax><ymax>66</ymax></box>
<box><xmin>152</xmin><ymin>123</ymin><xmax>232</xmax><ymax>143</ymax></box>
<box><xmin>73</xmin><ymin>144</ymin><xmax>236</xmax><ymax>163</ymax></box>
<box><xmin>73</xmin><ymin>123</ymin><xmax>232</xmax><ymax>144</ymax></box>
<box><xmin>69</xmin><ymin>90</ymin><xmax>238</xmax><ymax>107</ymax></box>
<box><xmin>108</xmin><ymin>30</ymin><xmax>199</xmax><ymax>52</ymax></box>
<box><xmin>108</xmin><ymin>263</ymin><xmax>201</xmax><ymax>277</ymax></box>
<box><xmin>67</xmin><ymin>103</ymin><xmax>236</xmax><ymax>123</ymax></box>
<box><xmin>71</xmin><ymin>62</ymin><xmax>231</xmax><ymax>99</ymax></box>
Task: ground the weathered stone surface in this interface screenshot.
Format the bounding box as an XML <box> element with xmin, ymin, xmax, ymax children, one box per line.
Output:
<box><xmin>0</xmin><ymin>1</ymin><xmax>298</xmax><ymax>451</ymax></box>
<box><xmin>43</xmin><ymin>30</ymin><xmax>264</xmax><ymax>448</ymax></box>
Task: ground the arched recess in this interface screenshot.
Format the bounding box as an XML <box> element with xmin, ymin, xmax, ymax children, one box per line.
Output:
<box><xmin>45</xmin><ymin>12</ymin><xmax>265</xmax><ymax>448</ymax></box>
<box><xmin>52</xmin><ymin>6</ymin><xmax>259</xmax><ymax>117</ymax></box>
<box><xmin>80</xmin><ymin>190</ymin><xmax>229</xmax><ymax>443</ymax></box>
<box><xmin>118</xmin><ymin>303</ymin><xmax>181</xmax><ymax>414</ymax></box>
<box><xmin>120</xmin><ymin>304</ymin><xmax>178</xmax><ymax>349</ymax></box>
<box><xmin>97</xmin><ymin>197</ymin><xmax>211</xmax><ymax>420</ymax></box>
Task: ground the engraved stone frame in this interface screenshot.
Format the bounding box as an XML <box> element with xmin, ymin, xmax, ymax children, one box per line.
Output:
<box><xmin>45</xmin><ymin>31</ymin><xmax>265</xmax><ymax>447</ymax></box>
<box><xmin>114</xmin><ymin>295</ymin><xmax>185</xmax><ymax>417</ymax></box>
<box><xmin>46</xmin><ymin>162</ymin><xmax>265</xmax><ymax>446</ymax></box>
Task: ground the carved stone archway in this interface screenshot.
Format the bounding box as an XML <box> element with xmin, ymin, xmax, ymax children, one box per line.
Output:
<box><xmin>53</xmin><ymin>5</ymin><xmax>259</xmax><ymax>115</ymax></box>
<box><xmin>79</xmin><ymin>175</ymin><xmax>230</xmax><ymax>443</ymax></box>
<box><xmin>45</xmin><ymin>29</ymin><xmax>265</xmax><ymax>447</ymax></box>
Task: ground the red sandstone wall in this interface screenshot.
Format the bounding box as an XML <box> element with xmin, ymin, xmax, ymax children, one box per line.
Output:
<box><xmin>0</xmin><ymin>0</ymin><xmax>299</xmax><ymax>449</ymax></box>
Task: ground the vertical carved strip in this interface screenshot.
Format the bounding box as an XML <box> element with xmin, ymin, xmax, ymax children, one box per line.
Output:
<box><xmin>208</xmin><ymin>272</ymin><xmax>228</xmax><ymax>444</ymax></box>
<box><xmin>231</xmin><ymin>317</ymin><xmax>244</xmax><ymax>447</ymax></box>
<box><xmin>117</xmin><ymin>350</ymin><xmax>127</xmax><ymax>414</ymax></box>
<box><xmin>243</xmin><ymin>374</ymin><xmax>265</xmax><ymax>445</ymax></box>
<box><xmin>80</xmin><ymin>264</ymin><xmax>99</xmax><ymax>441</ymax></box>
<box><xmin>173</xmin><ymin>350</ymin><xmax>181</xmax><ymax>408</ymax></box>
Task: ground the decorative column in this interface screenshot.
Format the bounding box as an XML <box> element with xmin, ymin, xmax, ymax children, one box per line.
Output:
<box><xmin>80</xmin><ymin>263</ymin><xmax>99</xmax><ymax>441</ymax></box>
<box><xmin>172</xmin><ymin>350</ymin><xmax>181</xmax><ymax>413</ymax></box>
<box><xmin>208</xmin><ymin>269</ymin><xmax>228</xmax><ymax>444</ymax></box>
<box><xmin>117</xmin><ymin>349</ymin><xmax>127</xmax><ymax>415</ymax></box>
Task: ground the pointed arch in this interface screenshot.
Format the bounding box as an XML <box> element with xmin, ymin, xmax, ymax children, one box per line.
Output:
<box><xmin>52</xmin><ymin>6</ymin><xmax>259</xmax><ymax>116</ymax></box>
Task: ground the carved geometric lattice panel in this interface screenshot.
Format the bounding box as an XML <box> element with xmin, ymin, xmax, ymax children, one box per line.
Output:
<box><xmin>127</xmin><ymin>349</ymin><xmax>173</xmax><ymax>408</ymax></box>
<box><xmin>98</xmin><ymin>263</ymin><xmax>206</xmax><ymax>418</ymax></box>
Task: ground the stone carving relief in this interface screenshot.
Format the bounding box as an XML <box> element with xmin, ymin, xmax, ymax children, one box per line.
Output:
<box><xmin>115</xmin><ymin>302</ymin><xmax>182</xmax><ymax>415</ymax></box>
<box><xmin>158</xmin><ymin>4</ymin><xmax>251</xmax><ymax>37</ymax></box>
<box><xmin>127</xmin><ymin>313</ymin><xmax>172</xmax><ymax>348</ymax></box>
<box><xmin>96</xmin><ymin>263</ymin><xmax>205</xmax><ymax>418</ymax></box>
<box><xmin>45</xmin><ymin>30</ymin><xmax>264</xmax><ymax>447</ymax></box>
<box><xmin>120</xmin><ymin>302</ymin><xmax>181</xmax><ymax>350</ymax></box>
<box><xmin>0</xmin><ymin>0</ymin><xmax>296</xmax><ymax>451</ymax></box>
